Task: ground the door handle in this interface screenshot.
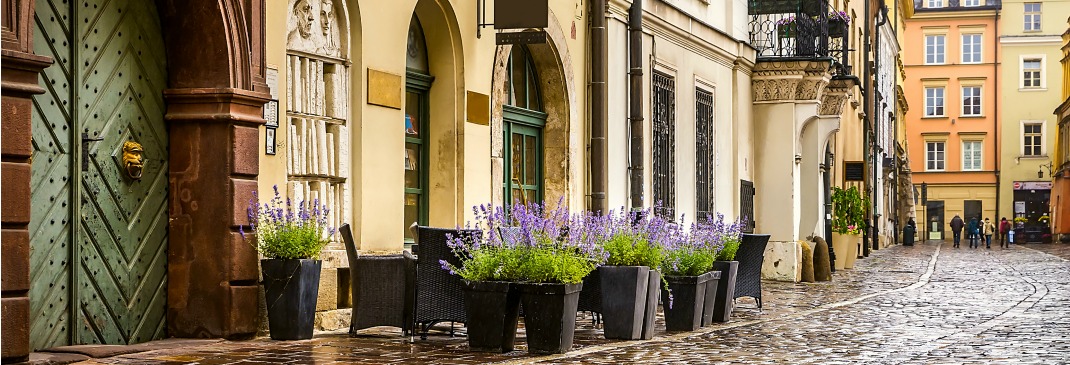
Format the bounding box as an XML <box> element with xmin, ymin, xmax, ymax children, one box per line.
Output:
<box><xmin>81</xmin><ymin>133</ymin><xmax>104</xmax><ymax>172</ymax></box>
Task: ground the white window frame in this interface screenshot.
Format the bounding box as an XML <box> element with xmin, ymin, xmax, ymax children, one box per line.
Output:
<box><xmin>925</xmin><ymin>35</ymin><xmax>946</xmax><ymax>64</ymax></box>
<box><xmin>1021</xmin><ymin>56</ymin><xmax>1044</xmax><ymax>89</ymax></box>
<box><xmin>962</xmin><ymin>86</ymin><xmax>982</xmax><ymax>116</ymax></box>
<box><xmin>926</xmin><ymin>0</ymin><xmax>944</xmax><ymax>8</ymax></box>
<box><xmin>961</xmin><ymin>34</ymin><xmax>982</xmax><ymax>64</ymax></box>
<box><xmin>1021</xmin><ymin>121</ymin><xmax>1046</xmax><ymax>157</ymax></box>
<box><xmin>963</xmin><ymin>0</ymin><xmax>980</xmax><ymax>6</ymax></box>
<box><xmin>1023</xmin><ymin>3</ymin><xmax>1041</xmax><ymax>32</ymax></box>
<box><xmin>926</xmin><ymin>141</ymin><xmax>946</xmax><ymax>171</ymax></box>
<box><xmin>925</xmin><ymin>87</ymin><xmax>945</xmax><ymax>117</ymax></box>
<box><xmin>962</xmin><ymin>140</ymin><xmax>983</xmax><ymax>171</ymax></box>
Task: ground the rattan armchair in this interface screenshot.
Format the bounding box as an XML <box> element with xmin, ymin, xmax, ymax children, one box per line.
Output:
<box><xmin>414</xmin><ymin>226</ymin><xmax>482</xmax><ymax>339</ymax></box>
<box><xmin>734</xmin><ymin>233</ymin><xmax>771</xmax><ymax>310</ymax></box>
<box><xmin>340</xmin><ymin>224</ymin><xmax>417</xmax><ymax>336</ymax></box>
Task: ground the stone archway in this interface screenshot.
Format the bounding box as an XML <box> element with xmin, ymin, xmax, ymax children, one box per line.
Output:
<box><xmin>490</xmin><ymin>9</ymin><xmax>579</xmax><ymax>210</ymax></box>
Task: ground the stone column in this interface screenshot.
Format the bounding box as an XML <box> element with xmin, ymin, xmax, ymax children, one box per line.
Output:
<box><xmin>1</xmin><ymin>0</ymin><xmax>53</xmax><ymax>361</ymax></box>
<box><xmin>750</xmin><ymin>60</ymin><xmax>833</xmax><ymax>282</ymax></box>
<box><xmin>164</xmin><ymin>88</ymin><xmax>269</xmax><ymax>339</ymax></box>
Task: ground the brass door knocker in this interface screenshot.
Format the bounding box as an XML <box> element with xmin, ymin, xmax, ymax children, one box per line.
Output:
<box><xmin>122</xmin><ymin>141</ymin><xmax>145</xmax><ymax>180</ymax></box>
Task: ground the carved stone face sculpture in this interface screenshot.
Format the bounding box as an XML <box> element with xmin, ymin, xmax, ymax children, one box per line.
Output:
<box><xmin>122</xmin><ymin>141</ymin><xmax>145</xmax><ymax>180</ymax></box>
<box><xmin>294</xmin><ymin>0</ymin><xmax>314</xmax><ymax>38</ymax></box>
<box><xmin>320</xmin><ymin>0</ymin><xmax>333</xmax><ymax>36</ymax></box>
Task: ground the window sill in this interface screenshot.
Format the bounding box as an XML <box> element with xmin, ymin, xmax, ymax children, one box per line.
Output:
<box><xmin>1018</xmin><ymin>155</ymin><xmax>1048</xmax><ymax>159</ymax></box>
<box><xmin>1019</xmin><ymin>88</ymin><xmax>1047</xmax><ymax>92</ymax></box>
<box><xmin>923</xmin><ymin>115</ymin><xmax>948</xmax><ymax>119</ymax></box>
<box><xmin>960</xmin><ymin>114</ymin><xmax>985</xmax><ymax>118</ymax></box>
<box><xmin>924</xmin><ymin>62</ymin><xmax>947</xmax><ymax>66</ymax></box>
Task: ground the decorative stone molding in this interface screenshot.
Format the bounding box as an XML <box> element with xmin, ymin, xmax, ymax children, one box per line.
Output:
<box><xmin>819</xmin><ymin>77</ymin><xmax>857</xmax><ymax>116</ymax></box>
<box><xmin>752</xmin><ymin>60</ymin><xmax>834</xmax><ymax>102</ymax></box>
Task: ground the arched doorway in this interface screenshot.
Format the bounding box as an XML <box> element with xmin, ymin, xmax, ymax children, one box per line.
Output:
<box><xmin>404</xmin><ymin>15</ymin><xmax>432</xmax><ymax>243</ymax></box>
<box><xmin>503</xmin><ymin>46</ymin><xmax>547</xmax><ymax>205</ymax></box>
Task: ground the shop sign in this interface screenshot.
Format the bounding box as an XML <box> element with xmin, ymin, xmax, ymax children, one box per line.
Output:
<box><xmin>1013</xmin><ymin>181</ymin><xmax>1053</xmax><ymax>190</ymax></box>
<box><xmin>1015</xmin><ymin>201</ymin><xmax>1026</xmax><ymax>214</ymax></box>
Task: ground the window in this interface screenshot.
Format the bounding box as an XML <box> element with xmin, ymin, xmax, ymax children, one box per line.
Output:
<box><xmin>925</xmin><ymin>87</ymin><xmax>945</xmax><ymax>116</ymax></box>
<box><xmin>962</xmin><ymin>86</ymin><xmax>981</xmax><ymax>116</ymax></box>
<box><xmin>696</xmin><ymin>88</ymin><xmax>715</xmax><ymax>220</ymax></box>
<box><xmin>963</xmin><ymin>141</ymin><xmax>982</xmax><ymax>171</ymax></box>
<box><xmin>926</xmin><ymin>0</ymin><xmax>943</xmax><ymax>8</ymax></box>
<box><xmin>925</xmin><ymin>35</ymin><xmax>945</xmax><ymax>64</ymax></box>
<box><xmin>963</xmin><ymin>0</ymin><xmax>980</xmax><ymax>6</ymax></box>
<box><xmin>652</xmin><ymin>72</ymin><xmax>676</xmax><ymax>219</ymax></box>
<box><xmin>927</xmin><ymin>142</ymin><xmax>945</xmax><ymax>171</ymax></box>
<box><xmin>404</xmin><ymin>16</ymin><xmax>431</xmax><ymax>242</ymax></box>
<box><xmin>961</xmin><ymin>34</ymin><xmax>982</xmax><ymax>63</ymax></box>
<box><xmin>503</xmin><ymin>46</ymin><xmax>546</xmax><ymax>208</ymax></box>
<box><xmin>1024</xmin><ymin>123</ymin><xmax>1043</xmax><ymax>156</ymax></box>
<box><xmin>1024</xmin><ymin>3</ymin><xmax>1041</xmax><ymax>31</ymax></box>
<box><xmin>1023</xmin><ymin>59</ymin><xmax>1042</xmax><ymax>88</ymax></box>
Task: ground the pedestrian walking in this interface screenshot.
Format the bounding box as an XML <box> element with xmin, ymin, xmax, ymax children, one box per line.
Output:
<box><xmin>967</xmin><ymin>217</ymin><xmax>980</xmax><ymax>249</ymax></box>
<box><xmin>999</xmin><ymin>217</ymin><xmax>1011</xmax><ymax>248</ymax></box>
<box><xmin>983</xmin><ymin>218</ymin><xmax>995</xmax><ymax>249</ymax></box>
<box><xmin>950</xmin><ymin>215</ymin><xmax>964</xmax><ymax>248</ymax></box>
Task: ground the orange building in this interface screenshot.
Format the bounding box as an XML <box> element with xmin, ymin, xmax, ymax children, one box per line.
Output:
<box><xmin>1053</xmin><ymin>17</ymin><xmax>1070</xmax><ymax>241</ymax></box>
<box><xmin>903</xmin><ymin>0</ymin><xmax>1001</xmax><ymax>240</ymax></box>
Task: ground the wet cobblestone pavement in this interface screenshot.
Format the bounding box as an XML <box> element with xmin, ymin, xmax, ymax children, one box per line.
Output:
<box><xmin>68</xmin><ymin>241</ymin><xmax>1070</xmax><ymax>364</ymax></box>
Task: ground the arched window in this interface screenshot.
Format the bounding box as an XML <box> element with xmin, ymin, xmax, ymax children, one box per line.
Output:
<box><xmin>404</xmin><ymin>15</ymin><xmax>432</xmax><ymax>243</ymax></box>
<box><xmin>503</xmin><ymin>46</ymin><xmax>547</xmax><ymax>206</ymax></box>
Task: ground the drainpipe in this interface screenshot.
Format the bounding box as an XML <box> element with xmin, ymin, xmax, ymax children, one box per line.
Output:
<box><xmin>994</xmin><ymin>9</ymin><xmax>1001</xmax><ymax>230</ymax></box>
<box><xmin>873</xmin><ymin>4</ymin><xmax>888</xmax><ymax>251</ymax></box>
<box><xmin>862</xmin><ymin>0</ymin><xmax>872</xmax><ymax>257</ymax></box>
<box><xmin>629</xmin><ymin>0</ymin><xmax>645</xmax><ymax>211</ymax></box>
<box><xmin>590</xmin><ymin>0</ymin><xmax>608</xmax><ymax>213</ymax></box>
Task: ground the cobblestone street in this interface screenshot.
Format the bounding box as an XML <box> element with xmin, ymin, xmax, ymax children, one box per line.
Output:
<box><xmin>47</xmin><ymin>241</ymin><xmax>1070</xmax><ymax>364</ymax></box>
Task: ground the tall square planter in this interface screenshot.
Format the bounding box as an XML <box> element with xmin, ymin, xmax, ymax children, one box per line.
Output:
<box><xmin>710</xmin><ymin>261</ymin><xmax>738</xmax><ymax>323</ymax></box>
<box><xmin>831</xmin><ymin>233</ymin><xmax>860</xmax><ymax>270</ymax></box>
<box><xmin>660</xmin><ymin>272</ymin><xmax>716</xmax><ymax>332</ymax></box>
<box><xmin>262</xmin><ymin>259</ymin><xmax>322</xmax><ymax>340</ymax></box>
<box><xmin>518</xmin><ymin>282</ymin><xmax>583</xmax><ymax>354</ymax></box>
<box><xmin>700</xmin><ymin>272</ymin><xmax>721</xmax><ymax>327</ymax></box>
<box><xmin>640</xmin><ymin>270</ymin><xmax>661</xmax><ymax>340</ymax></box>
<box><xmin>462</xmin><ymin>281</ymin><xmax>521</xmax><ymax>353</ymax></box>
<box><xmin>599</xmin><ymin>266</ymin><xmax>651</xmax><ymax>340</ymax></box>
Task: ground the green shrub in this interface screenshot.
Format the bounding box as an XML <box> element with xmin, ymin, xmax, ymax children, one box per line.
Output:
<box><xmin>243</xmin><ymin>186</ymin><xmax>335</xmax><ymax>260</ymax></box>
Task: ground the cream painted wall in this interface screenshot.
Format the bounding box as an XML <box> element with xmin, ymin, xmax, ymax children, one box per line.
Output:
<box><xmin>262</xmin><ymin>0</ymin><xmax>590</xmax><ymax>252</ymax></box>
<box><xmin>605</xmin><ymin>0</ymin><xmax>754</xmax><ymax>222</ymax></box>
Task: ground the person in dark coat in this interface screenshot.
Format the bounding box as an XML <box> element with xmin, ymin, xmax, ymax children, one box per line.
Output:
<box><xmin>999</xmin><ymin>217</ymin><xmax>1012</xmax><ymax>248</ymax></box>
<box><xmin>904</xmin><ymin>217</ymin><xmax>917</xmax><ymax>246</ymax></box>
<box><xmin>950</xmin><ymin>215</ymin><xmax>964</xmax><ymax>248</ymax></box>
<box><xmin>967</xmin><ymin>217</ymin><xmax>980</xmax><ymax>249</ymax></box>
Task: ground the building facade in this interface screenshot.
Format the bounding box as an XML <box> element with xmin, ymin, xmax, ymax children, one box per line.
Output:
<box><xmin>998</xmin><ymin>0</ymin><xmax>1066</xmax><ymax>243</ymax></box>
<box><xmin>1052</xmin><ymin>16</ymin><xmax>1070</xmax><ymax>240</ymax></box>
<box><xmin>904</xmin><ymin>0</ymin><xmax>1001</xmax><ymax>241</ymax></box>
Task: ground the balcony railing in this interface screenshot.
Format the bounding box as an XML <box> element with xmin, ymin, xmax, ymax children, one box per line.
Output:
<box><xmin>748</xmin><ymin>0</ymin><xmax>852</xmax><ymax>76</ymax></box>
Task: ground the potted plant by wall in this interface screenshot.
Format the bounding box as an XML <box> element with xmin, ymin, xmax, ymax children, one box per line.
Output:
<box><xmin>659</xmin><ymin>222</ymin><xmax>720</xmax><ymax>332</ymax></box>
<box><xmin>597</xmin><ymin>209</ymin><xmax>666</xmax><ymax>340</ymax></box>
<box><xmin>439</xmin><ymin>204</ymin><xmax>523</xmax><ymax>353</ymax></box>
<box><xmin>244</xmin><ymin>186</ymin><xmax>334</xmax><ymax>340</ymax></box>
<box><xmin>831</xmin><ymin>186</ymin><xmax>867</xmax><ymax>270</ymax></box>
<box><xmin>707</xmin><ymin>214</ymin><xmax>745</xmax><ymax>323</ymax></box>
<box><xmin>828</xmin><ymin>11</ymin><xmax>849</xmax><ymax>38</ymax></box>
<box><xmin>776</xmin><ymin>16</ymin><xmax>798</xmax><ymax>39</ymax></box>
<box><xmin>445</xmin><ymin>201</ymin><xmax>605</xmax><ymax>354</ymax></box>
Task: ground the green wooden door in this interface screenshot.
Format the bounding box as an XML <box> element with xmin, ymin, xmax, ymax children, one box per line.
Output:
<box><xmin>30</xmin><ymin>0</ymin><xmax>169</xmax><ymax>349</ymax></box>
<box><xmin>503</xmin><ymin>106</ymin><xmax>545</xmax><ymax>206</ymax></box>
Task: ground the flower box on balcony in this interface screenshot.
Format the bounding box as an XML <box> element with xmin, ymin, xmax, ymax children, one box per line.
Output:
<box><xmin>749</xmin><ymin>0</ymin><xmax>823</xmax><ymax>16</ymax></box>
<box><xmin>778</xmin><ymin>23</ymin><xmax>797</xmax><ymax>38</ymax></box>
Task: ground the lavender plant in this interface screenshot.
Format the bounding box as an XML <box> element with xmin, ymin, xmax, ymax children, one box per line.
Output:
<box><xmin>442</xmin><ymin>200</ymin><xmax>607</xmax><ymax>284</ymax></box>
<box><xmin>601</xmin><ymin>209</ymin><xmax>667</xmax><ymax>268</ymax></box>
<box><xmin>712</xmin><ymin>214</ymin><xmax>746</xmax><ymax>261</ymax></box>
<box><xmin>242</xmin><ymin>185</ymin><xmax>336</xmax><ymax>260</ymax></box>
<box><xmin>659</xmin><ymin>218</ymin><xmax>719</xmax><ymax>277</ymax></box>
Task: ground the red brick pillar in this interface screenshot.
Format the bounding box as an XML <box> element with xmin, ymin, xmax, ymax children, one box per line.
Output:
<box><xmin>2</xmin><ymin>0</ymin><xmax>53</xmax><ymax>362</ymax></box>
<box><xmin>164</xmin><ymin>89</ymin><xmax>268</xmax><ymax>339</ymax></box>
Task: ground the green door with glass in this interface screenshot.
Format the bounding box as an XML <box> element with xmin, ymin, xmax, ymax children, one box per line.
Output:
<box><xmin>404</xmin><ymin>16</ymin><xmax>431</xmax><ymax>243</ymax></box>
<box><xmin>29</xmin><ymin>0</ymin><xmax>169</xmax><ymax>348</ymax></box>
<box><xmin>503</xmin><ymin>46</ymin><xmax>546</xmax><ymax>206</ymax></box>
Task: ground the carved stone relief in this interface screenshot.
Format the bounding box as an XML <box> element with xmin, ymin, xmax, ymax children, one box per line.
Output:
<box><xmin>287</xmin><ymin>0</ymin><xmax>341</xmax><ymax>57</ymax></box>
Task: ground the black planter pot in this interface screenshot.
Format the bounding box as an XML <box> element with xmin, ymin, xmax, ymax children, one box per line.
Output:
<box><xmin>700</xmin><ymin>271</ymin><xmax>721</xmax><ymax>327</ymax></box>
<box><xmin>462</xmin><ymin>281</ymin><xmax>521</xmax><ymax>353</ymax></box>
<box><xmin>640</xmin><ymin>270</ymin><xmax>661</xmax><ymax>340</ymax></box>
<box><xmin>599</xmin><ymin>266</ymin><xmax>651</xmax><ymax>340</ymax></box>
<box><xmin>262</xmin><ymin>259</ymin><xmax>322</xmax><ymax>340</ymax></box>
<box><xmin>710</xmin><ymin>261</ymin><xmax>738</xmax><ymax>323</ymax></box>
<box><xmin>660</xmin><ymin>273</ymin><xmax>714</xmax><ymax>332</ymax></box>
<box><xmin>518</xmin><ymin>282</ymin><xmax>583</xmax><ymax>354</ymax></box>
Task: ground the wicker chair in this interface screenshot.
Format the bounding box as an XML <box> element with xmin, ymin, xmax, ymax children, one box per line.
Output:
<box><xmin>733</xmin><ymin>233</ymin><xmax>771</xmax><ymax>310</ymax></box>
<box><xmin>340</xmin><ymin>224</ymin><xmax>417</xmax><ymax>336</ymax></box>
<box><xmin>414</xmin><ymin>226</ymin><xmax>481</xmax><ymax>339</ymax></box>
